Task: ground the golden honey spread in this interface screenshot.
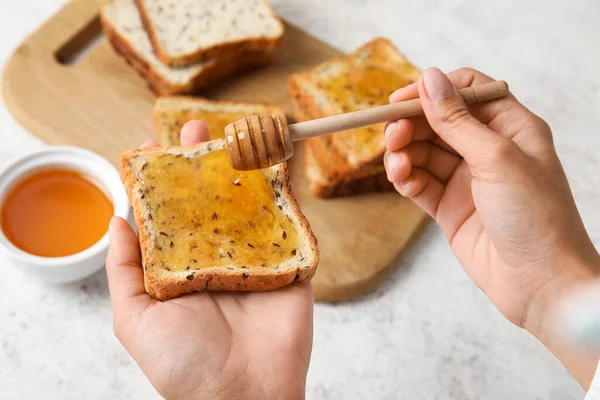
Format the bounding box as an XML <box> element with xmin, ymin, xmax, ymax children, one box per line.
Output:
<box><xmin>314</xmin><ymin>62</ymin><xmax>416</xmax><ymax>155</ymax></box>
<box><xmin>139</xmin><ymin>149</ymin><xmax>299</xmax><ymax>271</ymax></box>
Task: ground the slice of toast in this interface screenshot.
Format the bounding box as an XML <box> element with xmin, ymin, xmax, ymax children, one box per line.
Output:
<box><xmin>120</xmin><ymin>139</ymin><xmax>319</xmax><ymax>300</ymax></box>
<box><xmin>289</xmin><ymin>38</ymin><xmax>421</xmax><ymax>170</ymax></box>
<box><xmin>134</xmin><ymin>0</ymin><xmax>284</xmax><ymax>67</ymax></box>
<box><xmin>295</xmin><ymin>106</ymin><xmax>394</xmax><ymax>198</ymax></box>
<box><xmin>154</xmin><ymin>96</ymin><xmax>283</xmax><ymax>146</ymax></box>
<box><xmin>101</xmin><ymin>0</ymin><xmax>273</xmax><ymax>95</ymax></box>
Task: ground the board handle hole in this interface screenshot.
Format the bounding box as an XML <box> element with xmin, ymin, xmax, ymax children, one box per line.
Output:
<box><xmin>55</xmin><ymin>17</ymin><xmax>103</xmax><ymax>65</ymax></box>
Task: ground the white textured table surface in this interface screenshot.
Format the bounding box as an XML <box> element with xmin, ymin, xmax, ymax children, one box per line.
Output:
<box><xmin>1</xmin><ymin>1</ymin><xmax>599</xmax><ymax>399</ymax></box>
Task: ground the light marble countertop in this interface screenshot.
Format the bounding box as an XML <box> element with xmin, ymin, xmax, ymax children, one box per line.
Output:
<box><xmin>1</xmin><ymin>0</ymin><xmax>600</xmax><ymax>399</ymax></box>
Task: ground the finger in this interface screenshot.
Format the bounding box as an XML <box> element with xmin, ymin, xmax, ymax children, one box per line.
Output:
<box><xmin>394</xmin><ymin>168</ymin><xmax>445</xmax><ymax>218</ymax></box>
<box><xmin>385</xmin><ymin>117</ymin><xmax>458</xmax><ymax>155</ymax></box>
<box><xmin>429</xmin><ymin>68</ymin><xmax>525</xmax><ymax>132</ymax></box>
<box><xmin>181</xmin><ymin>120</ymin><xmax>211</xmax><ymax>145</ymax></box>
<box><xmin>389</xmin><ymin>84</ymin><xmax>436</xmax><ymax>143</ymax></box>
<box><xmin>434</xmin><ymin>68</ymin><xmax>547</xmax><ymax>144</ymax></box>
<box><xmin>433</xmin><ymin>163</ymin><xmax>476</xmax><ymax>243</ymax></box>
<box><xmin>390</xmin><ymin>68</ymin><xmax>543</xmax><ymax>145</ymax></box>
<box><xmin>389</xmin><ymin>81</ymin><xmax>418</xmax><ymax>103</ymax></box>
<box><xmin>418</xmin><ymin>68</ymin><xmax>519</xmax><ymax>169</ymax></box>
<box><xmin>385</xmin><ymin>119</ymin><xmax>413</xmax><ymax>151</ymax></box>
<box><xmin>106</xmin><ymin>217</ymin><xmax>150</xmax><ymax>308</ymax></box>
<box><xmin>140</xmin><ymin>140</ymin><xmax>160</xmax><ymax>149</ymax></box>
<box><xmin>389</xmin><ymin>84</ymin><xmax>462</xmax><ymax>156</ymax></box>
<box><xmin>396</xmin><ymin>142</ymin><xmax>462</xmax><ymax>183</ymax></box>
<box><xmin>384</xmin><ymin>149</ymin><xmax>412</xmax><ymax>183</ymax></box>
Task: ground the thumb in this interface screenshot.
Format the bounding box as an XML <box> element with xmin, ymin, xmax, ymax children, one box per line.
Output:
<box><xmin>106</xmin><ymin>217</ymin><xmax>150</xmax><ymax>308</ymax></box>
<box><xmin>418</xmin><ymin>68</ymin><xmax>516</xmax><ymax>168</ymax></box>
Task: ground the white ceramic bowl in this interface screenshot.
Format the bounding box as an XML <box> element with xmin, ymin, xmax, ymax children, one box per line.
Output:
<box><xmin>0</xmin><ymin>146</ymin><xmax>130</xmax><ymax>283</ymax></box>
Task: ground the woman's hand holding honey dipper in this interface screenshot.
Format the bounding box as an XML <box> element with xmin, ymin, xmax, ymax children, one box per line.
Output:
<box><xmin>107</xmin><ymin>67</ymin><xmax>600</xmax><ymax>396</ymax></box>
<box><xmin>383</xmin><ymin>67</ymin><xmax>600</xmax><ymax>388</ymax></box>
<box><xmin>224</xmin><ymin>79</ymin><xmax>508</xmax><ymax>171</ymax></box>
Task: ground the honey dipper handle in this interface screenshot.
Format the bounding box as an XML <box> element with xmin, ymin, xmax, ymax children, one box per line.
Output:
<box><xmin>288</xmin><ymin>80</ymin><xmax>509</xmax><ymax>141</ymax></box>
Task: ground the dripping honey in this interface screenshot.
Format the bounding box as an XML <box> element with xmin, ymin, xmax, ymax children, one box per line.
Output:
<box><xmin>0</xmin><ymin>168</ymin><xmax>113</xmax><ymax>257</ymax></box>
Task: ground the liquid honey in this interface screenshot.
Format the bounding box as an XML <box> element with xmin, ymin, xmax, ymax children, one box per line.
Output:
<box><xmin>0</xmin><ymin>169</ymin><xmax>113</xmax><ymax>257</ymax></box>
<box><xmin>138</xmin><ymin>149</ymin><xmax>299</xmax><ymax>271</ymax></box>
<box><xmin>313</xmin><ymin>55</ymin><xmax>417</xmax><ymax>156</ymax></box>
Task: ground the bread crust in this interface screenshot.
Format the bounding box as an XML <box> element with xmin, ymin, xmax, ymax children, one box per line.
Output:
<box><xmin>120</xmin><ymin>140</ymin><xmax>318</xmax><ymax>300</ymax></box>
<box><xmin>134</xmin><ymin>0</ymin><xmax>284</xmax><ymax>67</ymax></box>
<box><xmin>100</xmin><ymin>12</ymin><xmax>273</xmax><ymax>95</ymax></box>
<box><xmin>305</xmin><ymin>142</ymin><xmax>393</xmax><ymax>198</ymax></box>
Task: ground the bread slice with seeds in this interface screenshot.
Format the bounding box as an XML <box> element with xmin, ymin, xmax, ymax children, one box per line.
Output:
<box><xmin>101</xmin><ymin>0</ymin><xmax>273</xmax><ymax>95</ymax></box>
<box><xmin>134</xmin><ymin>0</ymin><xmax>285</xmax><ymax>67</ymax></box>
<box><xmin>154</xmin><ymin>96</ymin><xmax>283</xmax><ymax>146</ymax></box>
<box><xmin>289</xmin><ymin>38</ymin><xmax>421</xmax><ymax>186</ymax></box>
<box><xmin>120</xmin><ymin>138</ymin><xmax>318</xmax><ymax>300</ymax></box>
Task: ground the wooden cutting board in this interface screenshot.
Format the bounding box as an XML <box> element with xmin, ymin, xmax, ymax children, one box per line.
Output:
<box><xmin>2</xmin><ymin>0</ymin><xmax>430</xmax><ymax>302</ymax></box>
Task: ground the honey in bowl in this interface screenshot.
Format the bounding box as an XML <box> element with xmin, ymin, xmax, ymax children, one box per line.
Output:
<box><xmin>0</xmin><ymin>168</ymin><xmax>113</xmax><ymax>257</ymax></box>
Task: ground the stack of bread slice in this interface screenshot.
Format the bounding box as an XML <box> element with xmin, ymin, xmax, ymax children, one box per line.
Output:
<box><xmin>100</xmin><ymin>0</ymin><xmax>284</xmax><ymax>95</ymax></box>
<box><xmin>289</xmin><ymin>38</ymin><xmax>422</xmax><ymax>198</ymax></box>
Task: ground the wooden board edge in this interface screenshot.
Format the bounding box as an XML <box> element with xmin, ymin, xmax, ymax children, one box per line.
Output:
<box><xmin>313</xmin><ymin>215</ymin><xmax>431</xmax><ymax>303</ymax></box>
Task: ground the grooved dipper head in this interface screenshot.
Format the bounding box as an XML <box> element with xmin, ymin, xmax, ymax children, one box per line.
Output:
<box><xmin>225</xmin><ymin>114</ymin><xmax>294</xmax><ymax>171</ymax></box>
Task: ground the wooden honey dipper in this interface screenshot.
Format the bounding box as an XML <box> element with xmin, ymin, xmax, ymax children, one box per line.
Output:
<box><xmin>225</xmin><ymin>80</ymin><xmax>509</xmax><ymax>170</ymax></box>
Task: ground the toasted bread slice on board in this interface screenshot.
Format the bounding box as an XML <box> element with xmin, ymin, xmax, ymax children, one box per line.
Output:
<box><xmin>154</xmin><ymin>96</ymin><xmax>282</xmax><ymax>146</ymax></box>
<box><xmin>289</xmin><ymin>38</ymin><xmax>421</xmax><ymax>181</ymax></box>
